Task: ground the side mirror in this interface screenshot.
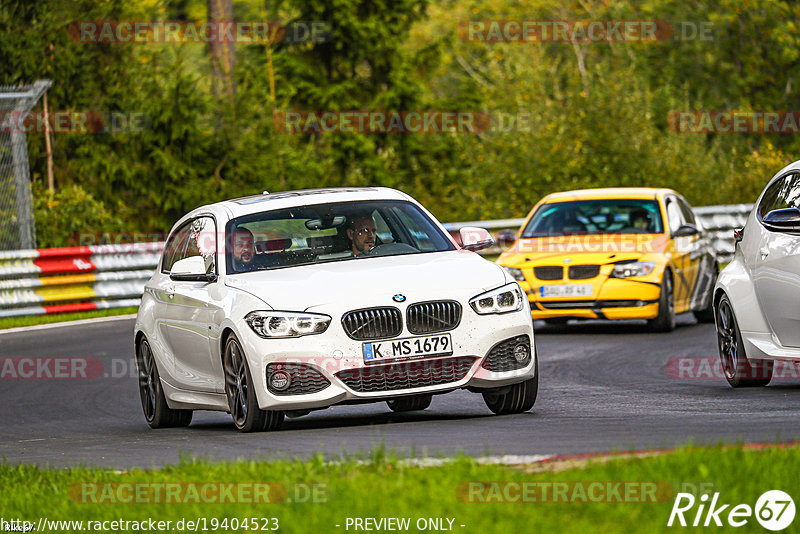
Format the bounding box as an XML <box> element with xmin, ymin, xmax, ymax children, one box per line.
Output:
<box><xmin>763</xmin><ymin>207</ymin><xmax>800</xmax><ymax>232</ymax></box>
<box><xmin>495</xmin><ymin>229</ymin><xmax>517</xmax><ymax>246</ymax></box>
<box><xmin>673</xmin><ymin>223</ymin><xmax>699</xmax><ymax>238</ymax></box>
<box><xmin>170</xmin><ymin>256</ymin><xmax>216</xmax><ymax>282</ymax></box>
<box><xmin>459</xmin><ymin>227</ymin><xmax>494</xmax><ymax>252</ymax></box>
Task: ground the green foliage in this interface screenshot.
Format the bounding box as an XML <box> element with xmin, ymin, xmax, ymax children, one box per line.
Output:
<box><xmin>32</xmin><ymin>183</ymin><xmax>127</xmax><ymax>247</ymax></box>
<box><xmin>3</xmin><ymin>0</ymin><xmax>800</xmax><ymax>242</ymax></box>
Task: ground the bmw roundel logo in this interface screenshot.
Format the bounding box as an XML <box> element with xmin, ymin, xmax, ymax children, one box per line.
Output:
<box><xmin>393</xmin><ymin>294</ymin><xmax>406</xmax><ymax>303</ymax></box>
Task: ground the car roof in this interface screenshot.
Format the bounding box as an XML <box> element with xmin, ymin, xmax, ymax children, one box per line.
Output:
<box><xmin>540</xmin><ymin>187</ymin><xmax>676</xmax><ymax>203</ymax></box>
<box><xmin>190</xmin><ymin>187</ymin><xmax>413</xmax><ymax>220</ymax></box>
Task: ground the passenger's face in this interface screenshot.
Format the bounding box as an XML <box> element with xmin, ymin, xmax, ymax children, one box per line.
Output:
<box><xmin>348</xmin><ymin>219</ymin><xmax>377</xmax><ymax>253</ymax></box>
<box><xmin>233</xmin><ymin>232</ymin><xmax>254</xmax><ymax>264</ymax></box>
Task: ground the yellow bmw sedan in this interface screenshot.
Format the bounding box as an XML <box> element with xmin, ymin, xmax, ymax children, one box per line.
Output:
<box><xmin>497</xmin><ymin>188</ymin><xmax>718</xmax><ymax>331</ymax></box>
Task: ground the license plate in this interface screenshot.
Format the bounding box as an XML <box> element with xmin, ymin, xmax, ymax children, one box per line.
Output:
<box><xmin>363</xmin><ymin>334</ymin><xmax>453</xmax><ymax>364</ymax></box>
<box><xmin>540</xmin><ymin>284</ymin><xmax>593</xmax><ymax>298</ymax></box>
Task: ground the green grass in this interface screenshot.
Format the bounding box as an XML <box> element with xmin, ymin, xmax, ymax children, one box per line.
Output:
<box><xmin>0</xmin><ymin>307</ymin><xmax>138</xmax><ymax>330</ymax></box>
<box><xmin>1</xmin><ymin>444</ymin><xmax>797</xmax><ymax>533</ymax></box>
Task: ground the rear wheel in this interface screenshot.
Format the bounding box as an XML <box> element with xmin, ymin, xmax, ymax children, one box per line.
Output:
<box><xmin>716</xmin><ymin>295</ymin><xmax>772</xmax><ymax>387</ymax></box>
<box><xmin>136</xmin><ymin>337</ymin><xmax>192</xmax><ymax>428</ymax></box>
<box><xmin>387</xmin><ymin>394</ymin><xmax>432</xmax><ymax>413</ymax></box>
<box><xmin>482</xmin><ymin>350</ymin><xmax>538</xmax><ymax>415</ymax></box>
<box><xmin>647</xmin><ymin>271</ymin><xmax>675</xmax><ymax>332</ymax></box>
<box><xmin>223</xmin><ymin>334</ymin><xmax>284</xmax><ymax>432</ymax></box>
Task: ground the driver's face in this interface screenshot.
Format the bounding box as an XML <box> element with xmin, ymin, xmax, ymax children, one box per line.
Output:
<box><xmin>348</xmin><ymin>219</ymin><xmax>377</xmax><ymax>254</ymax></box>
<box><xmin>633</xmin><ymin>218</ymin><xmax>648</xmax><ymax>230</ymax></box>
<box><xmin>233</xmin><ymin>231</ymin><xmax>255</xmax><ymax>264</ymax></box>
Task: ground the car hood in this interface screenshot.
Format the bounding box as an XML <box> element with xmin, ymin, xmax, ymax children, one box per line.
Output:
<box><xmin>223</xmin><ymin>250</ymin><xmax>506</xmax><ymax>310</ymax></box>
<box><xmin>498</xmin><ymin>233</ymin><xmax>671</xmax><ymax>266</ymax></box>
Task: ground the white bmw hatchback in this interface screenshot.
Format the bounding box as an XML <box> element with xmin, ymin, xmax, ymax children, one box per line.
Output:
<box><xmin>714</xmin><ymin>161</ymin><xmax>800</xmax><ymax>387</ymax></box>
<box><xmin>134</xmin><ymin>187</ymin><xmax>537</xmax><ymax>431</ymax></box>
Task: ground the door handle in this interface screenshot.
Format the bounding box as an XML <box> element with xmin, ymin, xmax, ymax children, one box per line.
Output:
<box><xmin>759</xmin><ymin>247</ymin><xmax>769</xmax><ymax>260</ymax></box>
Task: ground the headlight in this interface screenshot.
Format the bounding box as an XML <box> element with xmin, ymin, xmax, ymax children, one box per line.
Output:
<box><xmin>610</xmin><ymin>261</ymin><xmax>655</xmax><ymax>278</ymax></box>
<box><xmin>245</xmin><ymin>311</ymin><xmax>331</xmax><ymax>338</ymax></box>
<box><xmin>501</xmin><ymin>266</ymin><xmax>525</xmax><ymax>282</ymax></box>
<box><xmin>469</xmin><ymin>283</ymin><xmax>524</xmax><ymax>315</ymax></box>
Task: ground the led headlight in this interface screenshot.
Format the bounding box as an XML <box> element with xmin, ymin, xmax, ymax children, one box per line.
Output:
<box><xmin>501</xmin><ymin>266</ymin><xmax>525</xmax><ymax>282</ymax></box>
<box><xmin>245</xmin><ymin>311</ymin><xmax>331</xmax><ymax>338</ymax></box>
<box><xmin>610</xmin><ymin>261</ymin><xmax>655</xmax><ymax>278</ymax></box>
<box><xmin>469</xmin><ymin>283</ymin><xmax>524</xmax><ymax>315</ymax></box>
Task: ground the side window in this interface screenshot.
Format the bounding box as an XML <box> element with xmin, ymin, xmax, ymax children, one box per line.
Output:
<box><xmin>676</xmin><ymin>197</ymin><xmax>697</xmax><ymax>226</ymax></box>
<box><xmin>665</xmin><ymin>198</ymin><xmax>684</xmax><ymax>234</ymax></box>
<box><xmin>759</xmin><ymin>173</ymin><xmax>800</xmax><ymax>219</ymax></box>
<box><xmin>161</xmin><ymin>217</ymin><xmax>217</xmax><ymax>274</ymax></box>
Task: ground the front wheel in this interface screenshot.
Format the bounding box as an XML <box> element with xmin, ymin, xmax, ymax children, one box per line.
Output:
<box><xmin>716</xmin><ymin>295</ymin><xmax>772</xmax><ymax>387</ymax></box>
<box><xmin>223</xmin><ymin>334</ymin><xmax>284</xmax><ymax>432</ymax></box>
<box><xmin>482</xmin><ymin>350</ymin><xmax>538</xmax><ymax>415</ymax></box>
<box><xmin>648</xmin><ymin>271</ymin><xmax>675</xmax><ymax>332</ymax></box>
<box><xmin>136</xmin><ymin>337</ymin><xmax>192</xmax><ymax>428</ymax></box>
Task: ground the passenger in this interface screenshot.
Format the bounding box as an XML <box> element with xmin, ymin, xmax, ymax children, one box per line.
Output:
<box><xmin>346</xmin><ymin>214</ymin><xmax>377</xmax><ymax>255</ymax></box>
<box><xmin>231</xmin><ymin>228</ymin><xmax>257</xmax><ymax>271</ymax></box>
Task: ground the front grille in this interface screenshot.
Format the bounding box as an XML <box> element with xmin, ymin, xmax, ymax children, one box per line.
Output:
<box><xmin>568</xmin><ymin>265</ymin><xmax>600</xmax><ymax>279</ymax></box>
<box><xmin>534</xmin><ymin>266</ymin><xmax>563</xmax><ymax>280</ymax></box>
<box><xmin>481</xmin><ymin>335</ymin><xmax>532</xmax><ymax>372</ymax></box>
<box><xmin>266</xmin><ymin>363</ymin><xmax>330</xmax><ymax>395</ymax></box>
<box><xmin>335</xmin><ymin>356</ymin><xmax>477</xmax><ymax>392</ymax></box>
<box><xmin>407</xmin><ymin>301</ymin><xmax>462</xmax><ymax>334</ymax></box>
<box><xmin>342</xmin><ymin>307</ymin><xmax>402</xmax><ymax>340</ymax></box>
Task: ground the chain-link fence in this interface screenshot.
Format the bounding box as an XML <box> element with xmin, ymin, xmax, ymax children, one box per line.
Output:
<box><xmin>0</xmin><ymin>80</ymin><xmax>51</xmax><ymax>250</ymax></box>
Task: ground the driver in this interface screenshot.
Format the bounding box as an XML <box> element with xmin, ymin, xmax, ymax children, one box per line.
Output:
<box><xmin>346</xmin><ymin>213</ymin><xmax>377</xmax><ymax>255</ymax></box>
<box><xmin>629</xmin><ymin>209</ymin><xmax>651</xmax><ymax>232</ymax></box>
<box><xmin>231</xmin><ymin>228</ymin><xmax>257</xmax><ymax>271</ymax></box>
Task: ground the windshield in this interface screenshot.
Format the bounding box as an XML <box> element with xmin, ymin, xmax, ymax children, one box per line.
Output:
<box><xmin>521</xmin><ymin>199</ymin><xmax>665</xmax><ymax>238</ymax></box>
<box><xmin>225</xmin><ymin>200</ymin><xmax>455</xmax><ymax>273</ymax></box>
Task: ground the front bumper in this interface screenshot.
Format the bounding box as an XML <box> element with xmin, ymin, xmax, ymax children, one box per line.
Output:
<box><xmin>520</xmin><ymin>271</ymin><xmax>662</xmax><ymax>321</ymax></box>
<box><xmin>236</xmin><ymin>305</ymin><xmax>536</xmax><ymax>411</ymax></box>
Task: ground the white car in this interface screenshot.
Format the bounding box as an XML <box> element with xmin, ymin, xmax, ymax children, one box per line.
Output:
<box><xmin>134</xmin><ymin>187</ymin><xmax>537</xmax><ymax>431</ymax></box>
<box><xmin>714</xmin><ymin>161</ymin><xmax>800</xmax><ymax>387</ymax></box>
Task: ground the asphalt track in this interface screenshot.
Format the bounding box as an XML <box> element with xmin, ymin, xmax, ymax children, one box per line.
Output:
<box><xmin>2</xmin><ymin>315</ymin><xmax>800</xmax><ymax>468</ymax></box>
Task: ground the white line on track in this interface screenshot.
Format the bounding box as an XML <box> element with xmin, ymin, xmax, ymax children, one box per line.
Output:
<box><xmin>0</xmin><ymin>314</ymin><xmax>137</xmax><ymax>335</ymax></box>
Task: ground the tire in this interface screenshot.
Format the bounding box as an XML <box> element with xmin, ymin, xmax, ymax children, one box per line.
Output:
<box><xmin>693</xmin><ymin>263</ymin><xmax>719</xmax><ymax>324</ymax></box>
<box><xmin>647</xmin><ymin>271</ymin><xmax>675</xmax><ymax>332</ymax></box>
<box><xmin>136</xmin><ymin>337</ymin><xmax>192</xmax><ymax>428</ymax></box>
<box><xmin>716</xmin><ymin>294</ymin><xmax>773</xmax><ymax>387</ymax></box>
<box><xmin>387</xmin><ymin>394</ymin><xmax>432</xmax><ymax>413</ymax></box>
<box><xmin>223</xmin><ymin>334</ymin><xmax>284</xmax><ymax>432</ymax></box>
<box><xmin>482</xmin><ymin>350</ymin><xmax>538</xmax><ymax>415</ymax></box>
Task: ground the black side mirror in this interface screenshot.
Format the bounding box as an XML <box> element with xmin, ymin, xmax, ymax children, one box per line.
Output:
<box><xmin>495</xmin><ymin>229</ymin><xmax>517</xmax><ymax>246</ymax></box>
<box><xmin>763</xmin><ymin>207</ymin><xmax>800</xmax><ymax>232</ymax></box>
<box><xmin>673</xmin><ymin>223</ymin><xmax>699</xmax><ymax>238</ymax></box>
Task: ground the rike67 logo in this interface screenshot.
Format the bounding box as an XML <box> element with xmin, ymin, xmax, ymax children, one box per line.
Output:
<box><xmin>668</xmin><ymin>490</ymin><xmax>795</xmax><ymax>530</ymax></box>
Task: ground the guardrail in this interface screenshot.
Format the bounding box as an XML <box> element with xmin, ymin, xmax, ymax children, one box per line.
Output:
<box><xmin>0</xmin><ymin>204</ymin><xmax>753</xmax><ymax>318</ymax></box>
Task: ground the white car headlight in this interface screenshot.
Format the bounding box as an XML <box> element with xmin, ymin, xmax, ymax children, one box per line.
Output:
<box><xmin>245</xmin><ymin>311</ymin><xmax>331</xmax><ymax>338</ymax></box>
<box><xmin>501</xmin><ymin>266</ymin><xmax>525</xmax><ymax>282</ymax></box>
<box><xmin>610</xmin><ymin>261</ymin><xmax>655</xmax><ymax>278</ymax></box>
<box><xmin>469</xmin><ymin>283</ymin><xmax>524</xmax><ymax>315</ymax></box>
